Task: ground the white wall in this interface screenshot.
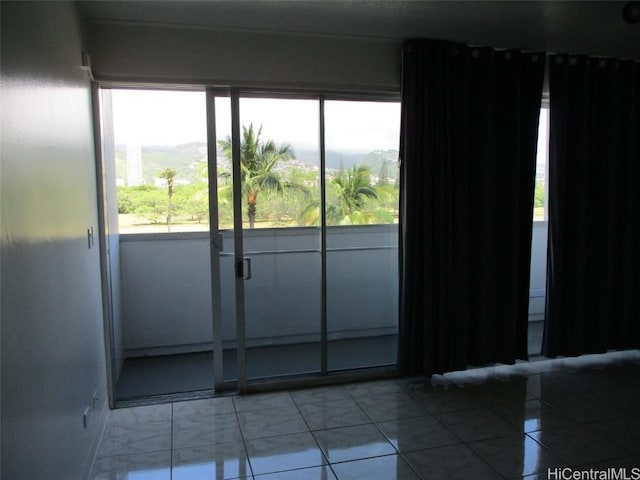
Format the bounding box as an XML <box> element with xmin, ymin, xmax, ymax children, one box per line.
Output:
<box><xmin>85</xmin><ymin>21</ymin><xmax>402</xmax><ymax>91</ymax></box>
<box><xmin>1</xmin><ymin>2</ymin><xmax>108</xmax><ymax>478</ymax></box>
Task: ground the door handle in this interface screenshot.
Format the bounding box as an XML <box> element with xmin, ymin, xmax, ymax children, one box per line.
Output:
<box><xmin>236</xmin><ymin>257</ymin><xmax>252</xmax><ymax>280</ymax></box>
<box><xmin>211</xmin><ymin>233</ymin><xmax>223</xmax><ymax>251</ymax></box>
<box><xmin>244</xmin><ymin>257</ymin><xmax>252</xmax><ymax>280</ymax></box>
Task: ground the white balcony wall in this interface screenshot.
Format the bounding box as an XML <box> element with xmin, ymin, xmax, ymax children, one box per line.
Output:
<box><xmin>120</xmin><ymin>234</ymin><xmax>213</xmax><ymax>355</ymax></box>
<box><xmin>120</xmin><ymin>226</ymin><xmax>399</xmax><ymax>356</ymax></box>
<box><xmin>120</xmin><ymin>222</ymin><xmax>547</xmax><ymax>357</ymax></box>
<box><xmin>529</xmin><ymin>221</ymin><xmax>548</xmax><ymax>320</ymax></box>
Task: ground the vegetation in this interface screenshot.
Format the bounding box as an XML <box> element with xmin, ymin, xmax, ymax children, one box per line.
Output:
<box><xmin>302</xmin><ymin>165</ymin><xmax>387</xmax><ymax>225</ymax></box>
<box><xmin>118</xmin><ymin>185</ymin><xmax>167</xmax><ymax>224</ymax></box>
<box><xmin>218</xmin><ymin>123</ymin><xmax>308</xmax><ymax>228</ymax></box>
<box><xmin>158</xmin><ymin>168</ymin><xmax>177</xmax><ymax>231</ymax></box>
<box><xmin>115</xmin><ymin>137</ymin><xmax>548</xmax><ymax>231</ymax></box>
<box><xmin>533</xmin><ymin>181</ymin><xmax>546</xmax><ymax>221</ymax></box>
<box><xmin>115</xmin><ymin>131</ymin><xmax>402</xmax><ymax>232</ymax></box>
<box><xmin>534</xmin><ymin>182</ymin><xmax>545</xmax><ymax>209</ymax></box>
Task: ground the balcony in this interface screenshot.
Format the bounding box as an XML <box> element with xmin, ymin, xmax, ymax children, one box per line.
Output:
<box><xmin>108</xmin><ymin>221</ymin><xmax>548</xmax><ymax>402</ymax></box>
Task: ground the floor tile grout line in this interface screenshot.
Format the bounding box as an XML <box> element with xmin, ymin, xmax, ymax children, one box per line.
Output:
<box><xmin>523</xmin><ymin>429</ymin><xmax>573</xmax><ymax>466</ymax></box>
<box><xmin>379</xmin><ymin>400</ymin><xmax>566</xmax><ymax>479</ymax></box>
<box><xmin>399</xmin><ymin>430</ymin><xmax>548</xmax><ymax>480</ymax></box>
<box><xmin>289</xmin><ymin>388</ymin><xmax>334</xmax><ymax>472</ymax></box>
<box><xmin>238</xmin><ymin>389</ymin><xmax>339</xmax><ymax>478</ymax></box>
<box><xmin>467</xmin><ymin>433</ymin><xmax>557</xmax><ymax>479</ymax></box>
<box><xmin>290</xmin><ymin>386</ymin><xmax>410</xmax><ymax>480</ymax></box>
<box><xmin>524</xmin><ymin>426</ymin><xmax>638</xmax><ymax>466</ymax></box>
<box><xmin>305</xmin><ymin>385</ymin><xmax>420</xmax><ymax>480</ymax></box>
<box><xmin>319</xmin><ymin>383</ymin><xmax>427</xmax><ymax>480</ymax></box>
<box><xmin>233</xmin><ymin>394</ymin><xmax>256</xmax><ymax>479</ymax></box>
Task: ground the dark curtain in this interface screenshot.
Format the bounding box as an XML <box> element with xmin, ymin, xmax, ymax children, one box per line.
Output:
<box><xmin>399</xmin><ymin>39</ymin><xmax>545</xmax><ymax>377</ymax></box>
<box><xmin>543</xmin><ymin>55</ymin><xmax>640</xmax><ymax>357</ymax></box>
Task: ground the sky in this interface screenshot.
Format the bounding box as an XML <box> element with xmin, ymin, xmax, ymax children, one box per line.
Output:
<box><xmin>536</xmin><ymin>107</ymin><xmax>549</xmax><ymax>179</ymax></box>
<box><xmin>110</xmin><ymin>89</ymin><xmax>401</xmax><ymax>154</ymax></box>
<box><xmin>109</xmin><ymin>89</ymin><xmax>547</xmax><ymax>173</ymax></box>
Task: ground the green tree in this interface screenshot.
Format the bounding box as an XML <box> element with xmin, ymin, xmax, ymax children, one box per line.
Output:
<box><xmin>135</xmin><ymin>186</ymin><xmax>166</xmax><ymax>224</ymax></box>
<box><xmin>117</xmin><ymin>186</ymin><xmax>136</xmax><ymax>214</ymax></box>
<box><xmin>219</xmin><ymin>123</ymin><xmax>306</xmax><ymax>228</ymax></box>
<box><xmin>173</xmin><ymin>183</ymin><xmax>208</xmax><ymax>223</ymax></box>
<box><xmin>377</xmin><ymin>161</ymin><xmax>390</xmax><ymax>187</ymax></box>
<box><xmin>158</xmin><ymin>168</ymin><xmax>178</xmax><ymax>232</ymax></box>
<box><xmin>534</xmin><ymin>182</ymin><xmax>545</xmax><ymax>208</ymax></box>
<box><xmin>375</xmin><ymin>162</ymin><xmax>399</xmax><ymax>221</ymax></box>
<box><xmin>117</xmin><ymin>185</ymin><xmax>166</xmax><ymax>223</ymax></box>
<box><xmin>302</xmin><ymin>165</ymin><xmax>380</xmax><ymax>225</ymax></box>
<box><xmin>337</xmin><ymin>158</ymin><xmax>346</xmax><ymax>178</ymax></box>
<box><xmin>195</xmin><ymin>159</ymin><xmax>208</xmax><ymax>182</ymax></box>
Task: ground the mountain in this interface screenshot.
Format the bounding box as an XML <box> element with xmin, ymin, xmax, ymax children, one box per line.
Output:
<box><xmin>115</xmin><ymin>142</ymin><xmax>207</xmax><ymax>184</ymax></box>
<box><xmin>295</xmin><ymin>148</ymin><xmax>399</xmax><ymax>178</ymax></box>
<box><xmin>115</xmin><ymin>142</ymin><xmax>399</xmax><ymax>185</ymax></box>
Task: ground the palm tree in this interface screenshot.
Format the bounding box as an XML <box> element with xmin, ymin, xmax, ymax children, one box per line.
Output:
<box><xmin>302</xmin><ymin>165</ymin><xmax>379</xmax><ymax>225</ymax></box>
<box><xmin>219</xmin><ymin>123</ymin><xmax>306</xmax><ymax>228</ymax></box>
<box><xmin>158</xmin><ymin>168</ymin><xmax>178</xmax><ymax>232</ymax></box>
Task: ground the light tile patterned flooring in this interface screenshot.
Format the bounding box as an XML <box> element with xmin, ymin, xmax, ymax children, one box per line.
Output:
<box><xmin>90</xmin><ymin>351</ymin><xmax>640</xmax><ymax>479</ymax></box>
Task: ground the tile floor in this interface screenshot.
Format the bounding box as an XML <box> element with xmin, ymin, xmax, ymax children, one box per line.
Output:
<box><xmin>90</xmin><ymin>351</ymin><xmax>640</xmax><ymax>479</ymax></box>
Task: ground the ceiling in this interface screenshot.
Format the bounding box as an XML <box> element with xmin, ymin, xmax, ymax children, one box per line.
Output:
<box><xmin>77</xmin><ymin>1</ymin><xmax>640</xmax><ymax>59</ymax></box>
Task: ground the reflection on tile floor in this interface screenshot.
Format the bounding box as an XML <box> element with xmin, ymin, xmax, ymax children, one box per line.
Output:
<box><xmin>90</xmin><ymin>351</ymin><xmax>640</xmax><ymax>479</ymax></box>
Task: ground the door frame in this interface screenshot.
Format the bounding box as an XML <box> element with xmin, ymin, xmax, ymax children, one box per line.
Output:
<box><xmin>206</xmin><ymin>89</ymin><xmax>226</xmax><ymax>392</ymax></box>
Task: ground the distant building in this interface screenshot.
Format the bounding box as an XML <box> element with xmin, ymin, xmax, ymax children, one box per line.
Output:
<box><xmin>126</xmin><ymin>142</ymin><xmax>143</xmax><ymax>186</ymax></box>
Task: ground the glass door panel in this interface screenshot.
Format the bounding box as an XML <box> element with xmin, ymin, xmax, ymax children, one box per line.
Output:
<box><xmin>103</xmin><ymin>88</ymin><xmax>216</xmax><ymax>401</ymax></box>
<box><xmin>324</xmin><ymin>100</ymin><xmax>401</xmax><ymax>371</ymax></box>
<box><xmin>236</xmin><ymin>97</ymin><xmax>322</xmax><ymax>381</ymax></box>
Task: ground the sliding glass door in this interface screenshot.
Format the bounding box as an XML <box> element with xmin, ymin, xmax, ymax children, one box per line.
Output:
<box><xmin>228</xmin><ymin>94</ymin><xmax>400</xmax><ymax>388</ymax></box>
<box><xmin>99</xmin><ymin>88</ymin><xmax>218</xmax><ymax>402</ymax></box>
<box><xmin>99</xmin><ymin>87</ymin><xmax>401</xmax><ymax>402</ymax></box>
<box><xmin>323</xmin><ymin>100</ymin><xmax>401</xmax><ymax>371</ymax></box>
<box><xmin>236</xmin><ymin>97</ymin><xmax>322</xmax><ymax>383</ymax></box>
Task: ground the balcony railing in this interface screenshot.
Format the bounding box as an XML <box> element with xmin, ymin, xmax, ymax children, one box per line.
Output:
<box><xmin>116</xmin><ymin>222</ymin><xmax>547</xmax><ymax>358</ymax></box>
